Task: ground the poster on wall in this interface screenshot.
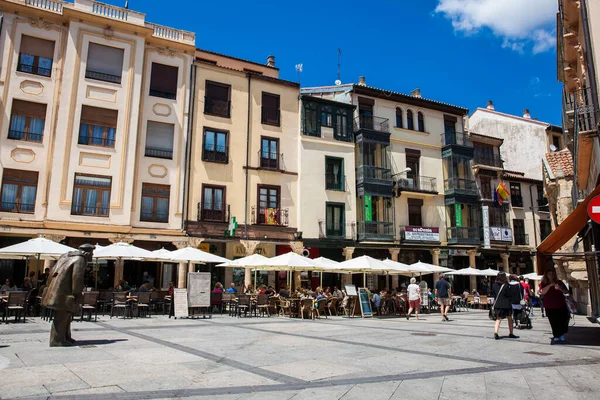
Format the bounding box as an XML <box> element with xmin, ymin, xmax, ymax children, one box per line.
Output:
<box><xmin>404</xmin><ymin>226</ymin><xmax>440</xmax><ymax>242</ymax></box>
<box><xmin>364</xmin><ymin>195</ymin><xmax>372</xmax><ymax>221</ymax></box>
<box><xmin>265</xmin><ymin>208</ymin><xmax>278</xmax><ymax>225</ymax></box>
<box><xmin>490</xmin><ymin>227</ymin><xmax>512</xmax><ymax>242</ymax></box>
<box><xmin>455</xmin><ymin>203</ymin><xmax>462</xmax><ymax>227</ymax></box>
<box><xmin>482</xmin><ymin>206</ymin><xmax>490</xmax><ymax>249</ymax></box>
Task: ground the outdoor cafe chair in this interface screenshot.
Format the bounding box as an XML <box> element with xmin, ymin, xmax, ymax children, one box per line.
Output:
<box><xmin>255</xmin><ymin>294</ymin><xmax>270</xmax><ymax>317</ymax></box>
<box><xmin>136</xmin><ymin>292</ymin><xmax>151</xmax><ymax>317</ymax></box>
<box><xmin>479</xmin><ymin>295</ymin><xmax>490</xmax><ymax>309</ymax></box>
<box><xmin>268</xmin><ymin>296</ymin><xmax>279</xmax><ymax>315</ymax></box>
<box><xmin>3</xmin><ymin>291</ymin><xmax>27</xmax><ymax>323</ymax></box>
<box><xmin>237</xmin><ymin>294</ymin><xmax>250</xmax><ymax>318</ymax></box>
<box><xmin>278</xmin><ymin>297</ymin><xmax>291</xmax><ymax>317</ymax></box>
<box><xmin>300</xmin><ymin>298</ymin><xmax>315</xmax><ymax>320</ymax></box>
<box><xmin>80</xmin><ymin>291</ymin><xmax>99</xmax><ymax>322</ymax></box>
<box><xmin>221</xmin><ymin>293</ymin><xmax>234</xmax><ymax>315</ymax></box>
<box><xmin>325</xmin><ymin>298</ymin><xmax>338</xmax><ymax>317</ymax></box>
<box><xmin>110</xmin><ymin>292</ymin><xmax>128</xmax><ymax>319</ymax></box>
<box><xmin>315</xmin><ymin>298</ymin><xmax>328</xmax><ymax>319</ymax></box>
<box><xmin>210</xmin><ymin>292</ymin><xmax>223</xmax><ymax>313</ymax></box>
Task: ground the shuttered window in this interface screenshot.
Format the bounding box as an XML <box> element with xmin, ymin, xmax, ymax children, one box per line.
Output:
<box><xmin>78</xmin><ymin>105</ymin><xmax>118</xmax><ymax>148</ymax></box>
<box><xmin>18</xmin><ymin>35</ymin><xmax>55</xmax><ymax>77</ymax></box>
<box><xmin>149</xmin><ymin>63</ymin><xmax>178</xmax><ymax>99</ymax></box>
<box><xmin>71</xmin><ymin>175</ymin><xmax>111</xmax><ymax>217</ymax></box>
<box><xmin>85</xmin><ymin>43</ymin><xmax>124</xmax><ymax>83</ymax></box>
<box><xmin>0</xmin><ymin>169</ymin><xmax>38</xmax><ymax>214</ymax></box>
<box><xmin>145</xmin><ymin>121</ymin><xmax>174</xmax><ymax>159</ymax></box>
<box><xmin>141</xmin><ymin>183</ymin><xmax>170</xmax><ymax>223</ymax></box>
<box><xmin>8</xmin><ymin>100</ymin><xmax>46</xmax><ymax>142</ymax></box>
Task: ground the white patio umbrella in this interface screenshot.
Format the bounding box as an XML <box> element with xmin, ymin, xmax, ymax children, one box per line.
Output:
<box><xmin>146</xmin><ymin>248</ymin><xmax>175</xmax><ymax>289</ymax></box>
<box><xmin>479</xmin><ymin>268</ymin><xmax>501</xmax><ymax>277</ymax></box>
<box><xmin>312</xmin><ymin>256</ymin><xmax>341</xmax><ymax>286</ymax></box>
<box><xmin>337</xmin><ymin>255</ymin><xmax>391</xmax><ymax>287</ymax></box>
<box><xmin>381</xmin><ymin>259</ymin><xmax>417</xmax><ymax>276</ymax></box>
<box><xmin>410</xmin><ymin>261</ymin><xmax>452</xmax><ymax>275</ymax></box>
<box><xmin>444</xmin><ymin>267</ymin><xmax>484</xmax><ymax>276</ymax></box>
<box><xmin>0</xmin><ymin>235</ymin><xmax>76</xmax><ymax>260</ymax></box>
<box><xmin>93</xmin><ymin>241</ymin><xmax>153</xmax><ymax>259</ymax></box>
<box><xmin>169</xmin><ymin>246</ymin><xmax>229</xmax><ymax>264</ymax></box>
<box><xmin>261</xmin><ymin>252</ymin><xmax>319</xmax><ymax>290</ymax></box>
<box><xmin>216</xmin><ymin>253</ymin><xmax>270</xmax><ymax>268</ymax></box>
<box><xmin>523</xmin><ymin>272</ymin><xmax>543</xmax><ymax>281</ymax></box>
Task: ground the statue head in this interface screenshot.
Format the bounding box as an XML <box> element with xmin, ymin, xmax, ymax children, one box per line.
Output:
<box><xmin>79</xmin><ymin>244</ymin><xmax>95</xmax><ymax>263</ymax></box>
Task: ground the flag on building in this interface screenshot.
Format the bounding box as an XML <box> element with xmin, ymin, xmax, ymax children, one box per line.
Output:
<box><xmin>494</xmin><ymin>181</ymin><xmax>510</xmax><ymax>205</ymax></box>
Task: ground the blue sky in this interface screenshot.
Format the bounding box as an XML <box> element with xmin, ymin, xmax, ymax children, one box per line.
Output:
<box><xmin>118</xmin><ymin>0</ymin><xmax>561</xmax><ymax>124</ymax></box>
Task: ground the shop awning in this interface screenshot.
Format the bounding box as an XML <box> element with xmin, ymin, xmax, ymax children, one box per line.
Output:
<box><xmin>536</xmin><ymin>185</ymin><xmax>600</xmax><ymax>274</ymax></box>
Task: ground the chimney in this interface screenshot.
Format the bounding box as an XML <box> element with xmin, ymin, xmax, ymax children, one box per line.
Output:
<box><xmin>358</xmin><ymin>76</ymin><xmax>366</xmax><ymax>86</ymax></box>
<box><xmin>487</xmin><ymin>100</ymin><xmax>495</xmax><ymax>111</ymax></box>
<box><xmin>523</xmin><ymin>108</ymin><xmax>531</xmax><ymax>119</ymax></box>
<box><xmin>266</xmin><ymin>55</ymin><xmax>275</xmax><ymax>67</ymax></box>
<box><xmin>410</xmin><ymin>88</ymin><xmax>422</xmax><ymax>98</ymax></box>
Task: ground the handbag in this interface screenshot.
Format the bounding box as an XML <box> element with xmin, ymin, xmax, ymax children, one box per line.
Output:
<box><xmin>493</xmin><ymin>284</ymin><xmax>505</xmax><ymax>310</ymax></box>
<box><xmin>519</xmin><ymin>284</ymin><xmax>527</xmax><ymax>307</ymax></box>
<box><xmin>566</xmin><ymin>295</ymin><xmax>577</xmax><ymax>314</ymax></box>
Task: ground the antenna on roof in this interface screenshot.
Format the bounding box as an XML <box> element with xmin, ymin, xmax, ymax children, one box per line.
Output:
<box><xmin>295</xmin><ymin>64</ymin><xmax>303</xmax><ymax>85</ymax></box>
<box><xmin>337</xmin><ymin>48</ymin><xmax>342</xmax><ymax>83</ymax></box>
<box><xmin>124</xmin><ymin>0</ymin><xmax>129</xmax><ymax>9</ymax></box>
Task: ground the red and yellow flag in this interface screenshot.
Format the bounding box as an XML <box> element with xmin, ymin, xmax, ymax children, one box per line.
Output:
<box><xmin>495</xmin><ymin>181</ymin><xmax>510</xmax><ymax>205</ymax></box>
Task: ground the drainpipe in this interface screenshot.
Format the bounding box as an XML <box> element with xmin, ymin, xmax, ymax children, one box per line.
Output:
<box><xmin>182</xmin><ymin>63</ymin><xmax>197</xmax><ymax>232</ymax></box>
<box><xmin>244</xmin><ymin>73</ymin><xmax>252</xmax><ymax>238</ymax></box>
<box><xmin>529</xmin><ymin>184</ymin><xmax>539</xmax><ymax>248</ymax></box>
<box><xmin>581</xmin><ymin>0</ymin><xmax>600</xmax><ymax>128</ymax></box>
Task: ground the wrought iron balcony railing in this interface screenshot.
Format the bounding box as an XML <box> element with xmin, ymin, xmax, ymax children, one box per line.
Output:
<box><xmin>357</xmin><ymin>166</ymin><xmax>392</xmax><ymax>184</ymax></box>
<box><xmin>259</xmin><ymin>151</ymin><xmax>282</xmax><ymax>170</ymax></box>
<box><xmin>85</xmin><ymin>69</ymin><xmax>122</xmax><ymax>84</ymax></box>
<box><xmin>251</xmin><ymin>206</ymin><xmax>289</xmax><ymax>226</ymax></box>
<box><xmin>511</xmin><ymin>195</ymin><xmax>524</xmax><ymax>208</ymax></box>
<box><xmin>473</xmin><ymin>154</ymin><xmax>502</xmax><ymax>168</ymax></box>
<box><xmin>442</xmin><ymin>131</ymin><xmax>472</xmax><ymax>147</ymax></box>
<box><xmin>145</xmin><ymin>146</ymin><xmax>173</xmax><ymax>160</ymax></box>
<box><xmin>71</xmin><ymin>205</ymin><xmax>109</xmax><ymax>217</ymax></box>
<box><xmin>514</xmin><ymin>233</ymin><xmax>529</xmax><ymax>246</ymax></box>
<box><xmin>574</xmin><ymin>86</ymin><xmax>599</xmax><ymax>133</ymax></box>
<box><xmin>357</xmin><ymin>221</ymin><xmax>395</xmax><ymax>241</ymax></box>
<box><xmin>537</xmin><ymin>198</ymin><xmax>549</xmax><ymax>212</ymax></box>
<box><xmin>0</xmin><ymin>201</ymin><xmax>35</xmax><ymax>214</ymax></box>
<box><xmin>393</xmin><ymin>173</ymin><xmax>437</xmax><ymax>193</ymax></box>
<box><xmin>149</xmin><ymin>89</ymin><xmax>176</xmax><ymax>100</ymax></box>
<box><xmin>203</xmin><ymin>145</ymin><xmax>228</xmax><ymax>163</ymax></box>
<box><xmin>444</xmin><ymin>178</ymin><xmax>478</xmax><ymax>196</ymax></box>
<box><xmin>318</xmin><ymin>220</ymin><xmax>356</xmax><ymax>240</ymax></box>
<box><xmin>197</xmin><ymin>203</ymin><xmax>230</xmax><ymax>223</ymax></box>
<box><xmin>140</xmin><ymin>211</ymin><xmax>168</xmax><ymax>223</ymax></box>
<box><xmin>354</xmin><ymin>115</ymin><xmax>390</xmax><ymax>133</ymax></box>
<box><xmin>447</xmin><ymin>227</ymin><xmax>480</xmax><ymax>244</ymax></box>
<box><xmin>79</xmin><ymin>135</ymin><xmax>116</xmax><ymax>148</ymax></box>
<box><xmin>325</xmin><ymin>173</ymin><xmax>345</xmax><ymax>191</ymax></box>
<box><xmin>8</xmin><ymin>130</ymin><xmax>43</xmax><ymax>142</ymax></box>
<box><xmin>261</xmin><ymin>108</ymin><xmax>280</xmax><ymax>126</ymax></box>
<box><xmin>204</xmin><ymin>96</ymin><xmax>231</xmax><ymax>118</ymax></box>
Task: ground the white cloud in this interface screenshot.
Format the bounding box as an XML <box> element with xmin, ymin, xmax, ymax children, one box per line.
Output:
<box><xmin>435</xmin><ymin>0</ymin><xmax>557</xmax><ymax>54</ymax></box>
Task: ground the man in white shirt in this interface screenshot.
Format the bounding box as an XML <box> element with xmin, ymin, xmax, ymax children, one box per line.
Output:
<box><xmin>406</xmin><ymin>277</ymin><xmax>421</xmax><ymax>320</ymax></box>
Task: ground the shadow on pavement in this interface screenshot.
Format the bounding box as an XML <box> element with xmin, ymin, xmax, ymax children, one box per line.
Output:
<box><xmin>75</xmin><ymin>339</ymin><xmax>128</xmax><ymax>346</ymax></box>
<box><xmin>566</xmin><ymin>326</ymin><xmax>600</xmax><ymax>346</ymax></box>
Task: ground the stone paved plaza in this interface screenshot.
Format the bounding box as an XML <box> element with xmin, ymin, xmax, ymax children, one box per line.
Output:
<box><xmin>2</xmin><ymin>310</ymin><xmax>600</xmax><ymax>400</ymax></box>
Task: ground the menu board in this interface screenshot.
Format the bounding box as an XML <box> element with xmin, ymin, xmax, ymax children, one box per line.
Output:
<box><xmin>344</xmin><ymin>284</ymin><xmax>357</xmax><ymax>297</ymax></box>
<box><xmin>187</xmin><ymin>272</ymin><xmax>211</xmax><ymax>307</ymax></box>
<box><xmin>173</xmin><ymin>288</ymin><xmax>189</xmax><ymax>318</ymax></box>
<box><xmin>358</xmin><ymin>288</ymin><xmax>373</xmax><ymax>318</ymax></box>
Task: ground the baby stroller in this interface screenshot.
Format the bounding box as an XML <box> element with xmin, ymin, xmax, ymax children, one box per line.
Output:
<box><xmin>515</xmin><ymin>304</ymin><xmax>533</xmax><ymax>330</ymax></box>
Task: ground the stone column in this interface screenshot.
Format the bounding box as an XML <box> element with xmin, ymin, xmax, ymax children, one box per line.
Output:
<box><xmin>173</xmin><ymin>240</ymin><xmax>190</xmax><ymax>288</ymax></box>
<box><xmin>430</xmin><ymin>248</ymin><xmax>441</xmax><ymax>282</ymax></box>
<box><xmin>389</xmin><ymin>248</ymin><xmax>400</xmax><ymax>289</ymax></box>
<box><xmin>240</xmin><ymin>240</ymin><xmax>260</xmax><ymax>288</ymax></box>
<box><xmin>500</xmin><ymin>253</ymin><xmax>510</xmax><ymax>273</ymax></box>
<box><xmin>289</xmin><ymin>241</ymin><xmax>304</xmax><ymax>290</ymax></box>
<box><xmin>341</xmin><ymin>247</ymin><xmax>355</xmax><ymax>286</ymax></box>
<box><xmin>468</xmin><ymin>249</ymin><xmax>477</xmax><ymax>291</ymax></box>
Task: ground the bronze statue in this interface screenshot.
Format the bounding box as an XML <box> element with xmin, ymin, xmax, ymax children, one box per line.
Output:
<box><xmin>42</xmin><ymin>243</ymin><xmax>94</xmax><ymax>347</ymax></box>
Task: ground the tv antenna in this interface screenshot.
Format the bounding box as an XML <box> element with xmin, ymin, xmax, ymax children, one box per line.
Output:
<box><xmin>337</xmin><ymin>48</ymin><xmax>342</xmax><ymax>84</ymax></box>
<box><xmin>124</xmin><ymin>0</ymin><xmax>129</xmax><ymax>9</ymax></box>
<box><xmin>295</xmin><ymin>64</ymin><xmax>303</xmax><ymax>84</ymax></box>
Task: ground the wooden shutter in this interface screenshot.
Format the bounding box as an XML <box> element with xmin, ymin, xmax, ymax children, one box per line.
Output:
<box><xmin>87</xmin><ymin>43</ymin><xmax>124</xmax><ymax>77</ymax></box>
<box><xmin>12</xmin><ymin>99</ymin><xmax>46</xmax><ymax>119</ymax></box>
<box><xmin>20</xmin><ymin>35</ymin><xmax>55</xmax><ymax>59</ymax></box>
<box><xmin>206</xmin><ymin>81</ymin><xmax>230</xmax><ymax>101</ymax></box>
<box><xmin>150</xmin><ymin>63</ymin><xmax>178</xmax><ymax>94</ymax></box>
<box><xmin>80</xmin><ymin>105</ymin><xmax>118</xmax><ymax>127</ymax></box>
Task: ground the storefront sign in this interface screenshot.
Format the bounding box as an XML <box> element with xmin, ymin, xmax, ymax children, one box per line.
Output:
<box><xmin>404</xmin><ymin>226</ymin><xmax>440</xmax><ymax>242</ymax></box>
<box><xmin>482</xmin><ymin>206</ymin><xmax>490</xmax><ymax>249</ymax></box>
<box><xmin>490</xmin><ymin>227</ymin><xmax>512</xmax><ymax>242</ymax></box>
<box><xmin>364</xmin><ymin>195</ymin><xmax>372</xmax><ymax>222</ymax></box>
<box><xmin>234</xmin><ymin>245</ymin><xmax>265</xmax><ymax>256</ymax></box>
<box><xmin>455</xmin><ymin>203</ymin><xmax>462</xmax><ymax>227</ymax></box>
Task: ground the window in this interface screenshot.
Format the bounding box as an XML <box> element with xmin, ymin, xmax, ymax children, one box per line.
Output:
<box><xmin>406</xmin><ymin>110</ymin><xmax>414</xmax><ymax>130</ymax></box>
<box><xmin>444</xmin><ymin>116</ymin><xmax>456</xmax><ymax>144</ymax></box>
<box><xmin>408</xmin><ymin>198</ymin><xmax>423</xmax><ymax>226</ymax></box>
<box><xmin>78</xmin><ymin>105</ymin><xmax>117</xmax><ymax>148</ymax></box>
<box><xmin>320</xmin><ymin>105</ymin><xmax>333</xmax><ymax>127</ymax></box>
<box><xmin>489</xmin><ymin>204</ymin><xmax>509</xmax><ymax>227</ymax></box>
<box><xmin>537</xmin><ymin>185</ymin><xmax>549</xmax><ymax>211</ymax></box>
<box><xmin>85</xmin><ymin>43</ymin><xmax>124</xmax><ymax>84</ymax></box>
<box><xmin>303</xmin><ymin>101</ymin><xmax>318</xmax><ymax>136</ymax></box>
<box><xmin>325</xmin><ymin>157</ymin><xmax>344</xmax><ymax>191</ymax></box>
<box><xmin>262</xmin><ymin>92</ymin><xmax>280</xmax><ymax>126</ymax></box>
<box><xmin>326</xmin><ymin>203</ymin><xmax>344</xmax><ymax>237</ymax></box>
<box><xmin>202</xmin><ymin>128</ymin><xmax>228</xmax><ymax>163</ymax></box>
<box><xmin>480</xmin><ymin>176</ymin><xmax>492</xmax><ymax>199</ymax></box>
<box><xmin>204</xmin><ymin>81</ymin><xmax>231</xmax><ymax>117</ymax></box>
<box><xmin>510</xmin><ymin>183</ymin><xmax>523</xmax><ymax>207</ymax></box>
<box><xmin>8</xmin><ymin>100</ymin><xmax>46</xmax><ymax>142</ymax></box>
<box><xmin>260</xmin><ymin>137</ymin><xmax>279</xmax><ymax>169</ymax></box>
<box><xmin>201</xmin><ymin>185</ymin><xmax>226</xmax><ymax>221</ymax></box>
<box><xmin>513</xmin><ymin>219</ymin><xmax>527</xmax><ymax>245</ymax></box>
<box><xmin>417</xmin><ymin>112</ymin><xmax>425</xmax><ymax>132</ymax></box>
<box><xmin>334</xmin><ymin>108</ymin><xmax>351</xmax><ymax>141</ymax></box>
<box><xmin>145</xmin><ymin>121</ymin><xmax>174</xmax><ymax>159</ymax></box>
<box><xmin>405</xmin><ymin>149</ymin><xmax>420</xmax><ymax>182</ymax></box>
<box><xmin>149</xmin><ymin>63</ymin><xmax>178</xmax><ymax>99</ymax></box>
<box><xmin>17</xmin><ymin>35</ymin><xmax>54</xmax><ymax>77</ymax></box>
<box><xmin>71</xmin><ymin>175</ymin><xmax>111</xmax><ymax>217</ymax></box>
<box><xmin>552</xmin><ymin>135</ymin><xmax>561</xmax><ymax>150</ymax></box>
<box><xmin>540</xmin><ymin>220</ymin><xmax>552</xmax><ymax>241</ymax></box>
<box><xmin>0</xmin><ymin>169</ymin><xmax>38</xmax><ymax>213</ymax></box>
<box><xmin>140</xmin><ymin>183</ymin><xmax>169</xmax><ymax>223</ymax></box>
<box><xmin>395</xmin><ymin>108</ymin><xmax>403</xmax><ymax>128</ymax></box>
<box><xmin>257</xmin><ymin>185</ymin><xmax>280</xmax><ymax>224</ymax></box>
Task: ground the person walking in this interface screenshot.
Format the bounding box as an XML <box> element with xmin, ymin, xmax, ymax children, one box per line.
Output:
<box><xmin>434</xmin><ymin>275</ymin><xmax>451</xmax><ymax>321</ymax></box>
<box><xmin>540</xmin><ymin>270</ymin><xmax>570</xmax><ymax>344</ymax></box>
<box><xmin>509</xmin><ymin>274</ymin><xmax>525</xmax><ymax>328</ymax></box>
<box><xmin>491</xmin><ymin>272</ymin><xmax>519</xmax><ymax>340</ymax></box>
<box><xmin>406</xmin><ymin>277</ymin><xmax>421</xmax><ymax>320</ymax></box>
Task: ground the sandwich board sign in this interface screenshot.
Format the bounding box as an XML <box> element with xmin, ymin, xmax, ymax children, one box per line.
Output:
<box><xmin>173</xmin><ymin>288</ymin><xmax>189</xmax><ymax>319</ymax></box>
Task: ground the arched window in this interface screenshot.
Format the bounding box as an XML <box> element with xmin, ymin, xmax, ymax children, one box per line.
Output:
<box><xmin>418</xmin><ymin>112</ymin><xmax>425</xmax><ymax>132</ymax></box>
<box><xmin>407</xmin><ymin>110</ymin><xmax>414</xmax><ymax>130</ymax></box>
<box><xmin>395</xmin><ymin>107</ymin><xmax>403</xmax><ymax>128</ymax></box>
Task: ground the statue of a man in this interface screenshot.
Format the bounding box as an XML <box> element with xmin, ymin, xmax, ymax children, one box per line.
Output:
<box><xmin>42</xmin><ymin>243</ymin><xmax>94</xmax><ymax>347</ymax></box>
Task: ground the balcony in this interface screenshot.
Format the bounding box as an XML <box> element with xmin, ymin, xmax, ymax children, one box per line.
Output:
<box><xmin>140</xmin><ymin>210</ymin><xmax>168</xmax><ymax>223</ymax></box>
<box><xmin>444</xmin><ymin>178</ymin><xmax>478</xmax><ymax>196</ymax></box>
<box><xmin>357</xmin><ymin>221</ymin><xmax>395</xmax><ymax>242</ymax></box>
<box><xmin>145</xmin><ymin>146</ymin><xmax>173</xmax><ymax>160</ymax></box>
<box><xmin>319</xmin><ymin>220</ymin><xmax>356</xmax><ymax>240</ymax></box>
<box><xmin>8</xmin><ymin>130</ymin><xmax>43</xmax><ymax>142</ymax></box>
<box><xmin>79</xmin><ymin>136</ymin><xmax>116</xmax><ymax>148</ymax></box>
<box><xmin>354</xmin><ymin>115</ymin><xmax>389</xmax><ymax>133</ymax></box>
<box><xmin>325</xmin><ymin>173</ymin><xmax>345</xmax><ymax>191</ymax></box>
<box><xmin>0</xmin><ymin>201</ymin><xmax>35</xmax><ymax>214</ymax></box>
<box><xmin>252</xmin><ymin>206</ymin><xmax>289</xmax><ymax>226</ymax></box>
<box><xmin>197</xmin><ymin>203</ymin><xmax>230</xmax><ymax>223</ymax></box>
<box><xmin>393</xmin><ymin>173</ymin><xmax>437</xmax><ymax>194</ymax></box>
<box><xmin>514</xmin><ymin>233</ymin><xmax>529</xmax><ymax>246</ymax></box>
<box><xmin>85</xmin><ymin>69</ymin><xmax>121</xmax><ymax>84</ymax></box>
<box><xmin>537</xmin><ymin>198</ymin><xmax>549</xmax><ymax>212</ymax></box>
<box><xmin>204</xmin><ymin>96</ymin><xmax>231</xmax><ymax>118</ymax></box>
<box><xmin>259</xmin><ymin>151</ymin><xmax>282</xmax><ymax>170</ymax></box>
<box><xmin>473</xmin><ymin>154</ymin><xmax>502</xmax><ymax>168</ymax></box>
<box><xmin>442</xmin><ymin>131</ymin><xmax>472</xmax><ymax>147</ymax></box>
<box><xmin>400</xmin><ymin>226</ymin><xmax>440</xmax><ymax>243</ymax></box>
<box><xmin>356</xmin><ymin>165</ymin><xmax>393</xmax><ymax>197</ymax></box>
<box><xmin>261</xmin><ymin>108</ymin><xmax>280</xmax><ymax>126</ymax></box>
<box><xmin>17</xmin><ymin>60</ymin><xmax>52</xmax><ymax>77</ymax></box>
<box><xmin>573</xmin><ymin>86</ymin><xmax>599</xmax><ymax>134</ymax></box>
<box><xmin>202</xmin><ymin>146</ymin><xmax>228</xmax><ymax>163</ymax></box>
<box><xmin>447</xmin><ymin>227</ymin><xmax>480</xmax><ymax>245</ymax></box>
<box><xmin>511</xmin><ymin>195</ymin><xmax>524</xmax><ymax>208</ymax></box>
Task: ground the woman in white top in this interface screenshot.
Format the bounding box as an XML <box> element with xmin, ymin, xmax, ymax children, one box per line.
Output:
<box><xmin>406</xmin><ymin>277</ymin><xmax>421</xmax><ymax>320</ymax></box>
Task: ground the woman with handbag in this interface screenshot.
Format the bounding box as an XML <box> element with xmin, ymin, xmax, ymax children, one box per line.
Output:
<box><xmin>540</xmin><ymin>270</ymin><xmax>570</xmax><ymax>344</ymax></box>
<box><xmin>491</xmin><ymin>273</ymin><xmax>519</xmax><ymax>340</ymax></box>
<box><xmin>509</xmin><ymin>274</ymin><xmax>526</xmax><ymax>328</ymax></box>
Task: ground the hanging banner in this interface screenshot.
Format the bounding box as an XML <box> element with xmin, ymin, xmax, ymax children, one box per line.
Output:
<box><xmin>364</xmin><ymin>195</ymin><xmax>372</xmax><ymax>222</ymax></box>
<box><xmin>455</xmin><ymin>203</ymin><xmax>462</xmax><ymax>227</ymax></box>
<box><xmin>265</xmin><ymin>208</ymin><xmax>278</xmax><ymax>225</ymax></box>
<box><xmin>482</xmin><ymin>206</ymin><xmax>490</xmax><ymax>249</ymax></box>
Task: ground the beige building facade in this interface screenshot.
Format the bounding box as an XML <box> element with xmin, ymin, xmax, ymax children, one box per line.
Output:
<box><xmin>0</xmin><ymin>0</ymin><xmax>194</xmax><ymax>287</ymax></box>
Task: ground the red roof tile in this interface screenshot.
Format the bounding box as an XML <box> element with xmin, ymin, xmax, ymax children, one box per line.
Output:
<box><xmin>546</xmin><ymin>148</ymin><xmax>574</xmax><ymax>177</ymax></box>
